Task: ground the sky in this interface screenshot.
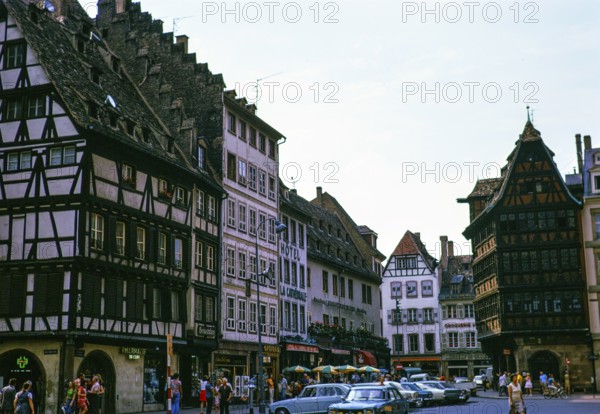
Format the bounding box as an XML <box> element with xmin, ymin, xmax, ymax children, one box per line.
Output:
<box><xmin>86</xmin><ymin>0</ymin><xmax>600</xmax><ymax>262</ymax></box>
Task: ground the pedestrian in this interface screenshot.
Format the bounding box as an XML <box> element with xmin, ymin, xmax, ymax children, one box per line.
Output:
<box><xmin>498</xmin><ymin>372</ymin><xmax>508</xmax><ymax>397</ymax></box>
<box><xmin>538</xmin><ymin>371</ymin><xmax>547</xmax><ymax>395</ymax></box>
<box><xmin>214</xmin><ymin>379</ymin><xmax>221</xmax><ymax>414</ymax></box>
<box><xmin>1</xmin><ymin>378</ymin><xmax>17</xmax><ymax>414</ymax></box>
<box><xmin>75</xmin><ymin>378</ymin><xmax>88</xmax><ymax>414</ymax></box>
<box><xmin>171</xmin><ymin>373</ymin><xmax>182</xmax><ymax>414</ymax></box>
<box><xmin>218</xmin><ymin>378</ymin><xmax>233</xmax><ymax>414</ymax></box>
<box><xmin>507</xmin><ymin>374</ymin><xmax>525</xmax><ymax>414</ymax></box>
<box><xmin>524</xmin><ymin>373</ymin><xmax>533</xmax><ymax>396</ymax></box>
<box><xmin>278</xmin><ymin>375</ymin><xmax>287</xmax><ymax>401</ymax></box>
<box><xmin>200</xmin><ymin>375</ymin><xmax>208</xmax><ymax>414</ymax></box>
<box><xmin>267</xmin><ymin>375</ymin><xmax>274</xmax><ymax>404</ymax></box>
<box><xmin>564</xmin><ymin>371</ymin><xmax>571</xmax><ymax>396</ymax></box>
<box><xmin>88</xmin><ymin>376</ymin><xmax>101</xmax><ymax>414</ymax></box>
<box><xmin>205</xmin><ymin>378</ymin><xmax>214</xmax><ymax>414</ymax></box>
<box><xmin>14</xmin><ymin>381</ymin><xmax>35</xmax><ymax>414</ymax></box>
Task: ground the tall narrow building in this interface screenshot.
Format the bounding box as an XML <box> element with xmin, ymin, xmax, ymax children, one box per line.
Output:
<box><xmin>458</xmin><ymin>119</ymin><xmax>590</xmax><ymax>389</ymax></box>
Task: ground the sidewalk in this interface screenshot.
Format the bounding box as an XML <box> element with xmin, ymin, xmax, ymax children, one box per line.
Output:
<box><xmin>475</xmin><ymin>391</ymin><xmax>599</xmax><ymax>400</ymax></box>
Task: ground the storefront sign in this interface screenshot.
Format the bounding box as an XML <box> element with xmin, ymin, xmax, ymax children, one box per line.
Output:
<box><xmin>331</xmin><ymin>349</ymin><xmax>351</xmax><ymax>355</ymax></box>
<box><xmin>195</xmin><ymin>323</ymin><xmax>217</xmax><ymax>339</ymax></box>
<box><xmin>44</xmin><ymin>349</ymin><xmax>58</xmax><ymax>355</ymax></box>
<box><xmin>285</xmin><ymin>344</ymin><xmax>319</xmax><ymax>353</ymax></box>
<box><xmin>121</xmin><ymin>347</ymin><xmax>147</xmax><ymax>356</ymax></box>
<box><xmin>263</xmin><ymin>345</ymin><xmax>280</xmax><ymax>356</ymax></box>
<box><xmin>282</xmin><ymin>287</ymin><xmax>307</xmax><ymax>302</ymax></box>
<box><xmin>75</xmin><ymin>350</ymin><xmax>85</xmax><ymax>358</ymax></box>
<box><xmin>280</xmin><ymin>242</ymin><xmax>301</xmax><ymax>261</ymax></box>
<box><xmin>214</xmin><ymin>354</ymin><xmax>247</xmax><ymax>366</ymax></box>
<box><xmin>444</xmin><ymin>322</ymin><xmax>473</xmax><ymax>328</ymax></box>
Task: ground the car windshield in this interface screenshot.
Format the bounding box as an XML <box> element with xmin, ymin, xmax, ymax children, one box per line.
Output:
<box><xmin>347</xmin><ymin>388</ymin><xmax>386</xmax><ymax>401</ymax></box>
<box><xmin>420</xmin><ymin>382</ymin><xmax>444</xmax><ymax>390</ymax></box>
<box><xmin>401</xmin><ymin>383</ymin><xmax>418</xmax><ymax>391</ymax></box>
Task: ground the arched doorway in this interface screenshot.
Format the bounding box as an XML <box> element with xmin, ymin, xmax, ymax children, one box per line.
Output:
<box><xmin>0</xmin><ymin>349</ymin><xmax>46</xmax><ymax>413</ymax></box>
<box><xmin>77</xmin><ymin>351</ymin><xmax>116</xmax><ymax>414</ymax></box>
<box><xmin>529</xmin><ymin>351</ymin><xmax>560</xmax><ymax>382</ymax></box>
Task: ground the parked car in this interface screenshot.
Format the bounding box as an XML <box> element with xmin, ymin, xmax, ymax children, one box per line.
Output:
<box><xmin>473</xmin><ymin>375</ymin><xmax>487</xmax><ymax>388</ymax></box>
<box><xmin>412</xmin><ymin>382</ymin><xmax>446</xmax><ymax>403</ymax></box>
<box><xmin>328</xmin><ymin>385</ymin><xmax>409</xmax><ymax>414</ymax></box>
<box><xmin>452</xmin><ymin>378</ymin><xmax>477</xmax><ymax>396</ymax></box>
<box><xmin>397</xmin><ymin>382</ymin><xmax>434</xmax><ymax>408</ymax></box>
<box><xmin>361</xmin><ymin>381</ymin><xmax>420</xmax><ymax>408</ymax></box>
<box><xmin>269</xmin><ymin>384</ymin><xmax>351</xmax><ymax>414</ymax></box>
<box><xmin>415</xmin><ymin>381</ymin><xmax>463</xmax><ymax>404</ymax></box>
<box><xmin>439</xmin><ymin>381</ymin><xmax>470</xmax><ymax>402</ymax></box>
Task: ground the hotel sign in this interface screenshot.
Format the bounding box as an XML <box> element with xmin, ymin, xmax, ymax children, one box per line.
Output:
<box><xmin>285</xmin><ymin>344</ymin><xmax>319</xmax><ymax>353</ymax></box>
<box><xmin>196</xmin><ymin>323</ymin><xmax>217</xmax><ymax>339</ymax></box>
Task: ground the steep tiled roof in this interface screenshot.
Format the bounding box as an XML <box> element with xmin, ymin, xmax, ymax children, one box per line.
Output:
<box><xmin>467</xmin><ymin>178</ymin><xmax>503</xmax><ymax>198</ymax></box>
<box><xmin>439</xmin><ymin>255</ymin><xmax>473</xmax><ymax>299</ymax></box>
<box><xmin>4</xmin><ymin>0</ymin><xmax>220</xmax><ymax>191</ymax></box>
<box><xmin>390</xmin><ymin>231</ymin><xmax>437</xmax><ymax>271</ymax></box>
<box><xmin>286</xmin><ymin>190</ymin><xmax>381</xmax><ymax>283</ymax></box>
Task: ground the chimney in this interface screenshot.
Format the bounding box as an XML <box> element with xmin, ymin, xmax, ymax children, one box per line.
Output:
<box><xmin>584</xmin><ymin>135</ymin><xmax>592</xmax><ymax>151</ymax></box>
<box><xmin>116</xmin><ymin>0</ymin><xmax>126</xmax><ymax>13</ymax></box>
<box><xmin>448</xmin><ymin>241</ymin><xmax>454</xmax><ymax>257</ymax></box>
<box><xmin>176</xmin><ymin>35</ymin><xmax>189</xmax><ymax>54</ymax></box>
<box><xmin>316</xmin><ymin>186</ymin><xmax>323</xmax><ymax>205</ymax></box>
<box><xmin>414</xmin><ymin>232</ymin><xmax>420</xmax><ymax>240</ymax></box>
<box><xmin>290</xmin><ymin>189</ymin><xmax>297</xmax><ymax>194</ymax></box>
<box><xmin>440</xmin><ymin>235</ymin><xmax>448</xmax><ymax>263</ymax></box>
<box><xmin>576</xmin><ymin>134</ymin><xmax>583</xmax><ymax>174</ymax></box>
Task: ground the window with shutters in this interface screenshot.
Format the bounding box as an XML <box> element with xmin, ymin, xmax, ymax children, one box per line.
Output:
<box><xmin>33</xmin><ymin>274</ymin><xmax>62</xmax><ymax>314</ymax></box>
<box><xmin>208</xmin><ymin>196</ymin><xmax>217</xmax><ymax>221</ymax></box>
<box><xmin>238</xmin><ymin>298</ymin><xmax>247</xmax><ymax>331</ymax></box>
<box><xmin>407</xmin><ymin>308</ymin><xmax>418</xmax><ymax>323</ymax></box>
<box><xmin>408</xmin><ymin>334</ymin><xmax>419</xmax><ymax>353</ymax></box>
<box><xmin>249</xmin><ymin>208</ymin><xmax>257</xmax><ymax>236</ymax></box>
<box><xmin>90</xmin><ymin>213</ymin><xmax>104</xmax><ymax>250</ymax></box>
<box><xmin>424</xmin><ymin>333</ymin><xmax>435</xmax><ymax>352</ymax></box>
<box><xmin>238</xmin><ymin>159</ymin><xmax>247</xmax><ymax>185</ymax></box>
<box><xmin>423</xmin><ymin>308</ymin><xmax>434</xmax><ymax>323</ymax></box>
<box><xmin>238</xmin><ymin>251</ymin><xmax>247</xmax><ymax>279</ymax></box>
<box><xmin>406</xmin><ymin>281</ymin><xmax>417</xmax><ymax>297</ymax></box>
<box><xmin>126</xmin><ymin>280</ymin><xmax>145</xmax><ymax>321</ymax></box>
<box><xmin>196</xmin><ymin>190</ymin><xmax>205</xmax><ymax>217</ymax></box>
<box><xmin>249</xmin><ymin>302</ymin><xmax>257</xmax><ymax>333</ymax></box>
<box><xmin>393</xmin><ymin>334</ymin><xmax>403</xmax><ymax>354</ymax></box>
<box><xmin>105</xmin><ymin>278</ymin><xmax>124</xmax><ymax>318</ymax></box>
<box><xmin>466</xmin><ymin>331</ymin><xmax>477</xmax><ymax>348</ymax></box>
<box><xmin>195</xmin><ymin>241</ymin><xmax>204</xmax><ymax>268</ymax></box>
<box><xmin>249</xmin><ymin>164</ymin><xmax>257</xmax><ymax>191</ymax></box>
<box><xmin>260</xmin><ymin>304</ymin><xmax>268</xmax><ymax>334</ymax></box>
<box><xmin>226</xmin><ymin>247</ymin><xmax>236</xmax><ymax>277</ymax></box>
<box><xmin>0</xmin><ymin>275</ymin><xmax>27</xmax><ymax>316</ymax></box>
<box><xmin>258</xmin><ymin>169</ymin><xmax>267</xmax><ymax>196</ymax></box>
<box><xmin>82</xmin><ymin>275</ymin><xmax>102</xmax><ymax>316</ymax></box>
<box><xmin>115</xmin><ymin>221</ymin><xmax>126</xmax><ymax>255</ymax></box>
<box><xmin>227</xmin><ymin>199</ymin><xmax>236</xmax><ymax>228</ymax></box>
<box><xmin>238</xmin><ymin>203</ymin><xmax>247</xmax><ymax>232</ymax></box>
<box><xmin>171</xmin><ymin>291</ymin><xmax>180</xmax><ymax>321</ymax></box>
<box><xmin>207</xmin><ymin>245</ymin><xmax>215</xmax><ymax>271</ymax></box>
<box><xmin>421</xmin><ymin>280</ymin><xmax>433</xmax><ymax>296</ymax></box>
<box><xmin>270</xmin><ymin>305</ymin><xmax>277</xmax><ymax>336</ymax></box>
<box><xmin>158</xmin><ymin>232</ymin><xmax>167</xmax><ymax>264</ymax></box>
<box><xmin>448</xmin><ymin>332</ymin><xmax>459</xmax><ymax>348</ymax></box>
<box><xmin>226</xmin><ymin>296</ymin><xmax>235</xmax><ymax>330</ymax></box>
<box><xmin>136</xmin><ymin>227</ymin><xmax>146</xmax><ymax>260</ymax></box>
<box><xmin>391</xmin><ymin>281</ymin><xmax>402</xmax><ymax>298</ymax></box>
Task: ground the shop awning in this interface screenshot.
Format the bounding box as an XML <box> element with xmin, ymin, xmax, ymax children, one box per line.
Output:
<box><xmin>355</xmin><ymin>350</ymin><xmax>377</xmax><ymax>366</ymax></box>
<box><xmin>397</xmin><ymin>356</ymin><xmax>441</xmax><ymax>362</ymax></box>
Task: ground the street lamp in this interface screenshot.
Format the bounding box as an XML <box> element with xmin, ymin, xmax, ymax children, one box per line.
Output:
<box><xmin>256</xmin><ymin>218</ymin><xmax>286</xmax><ymax>414</ymax></box>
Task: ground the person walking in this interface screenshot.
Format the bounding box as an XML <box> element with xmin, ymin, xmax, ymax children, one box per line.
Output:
<box><xmin>539</xmin><ymin>371</ymin><xmax>548</xmax><ymax>395</ymax></box>
<box><xmin>278</xmin><ymin>375</ymin><xmax>287</xmax><ymax>401</ymax></box>
<box><xmin>214</xmin><ymin>379</ymin><xmax>221</xmax><ymax>414</ymax></box>
<box><xmin>14</xmin><ymin>381</ymin><xmax>35</xmax><ymax>414</ymax></box>
<box><xmin>171</xmin><ymin>374</ymin><xmax>182</xmax><ymax>414</ymax></box>
<box><xmin>498</xmin><ymin>372</ymin><xmax>508</xmax><ymax>397</ymax></box>
<box><xmin>204</xmin><ymin>378</ymin><xmax>214</xmax><ymax>414</ymax></box>
<box><xmin>524</xmin><ymin>373</ymin><xmax>533</xmax><ymax>396</ymax></box>
<box><xmin>267</xmin><ymin>375</ymin><xmax>275</xmax><ymax>404</ymax></box>
<box><xmin>507</xmin><ymin>374</ymin><xmax>525</xmax><ymax>414</ymax></box>
<box><xmin>218</xmin><ymin>378</ymin><xmax>233</xmax><ymax>414</ymax></box>
<box><xmin>88</xmin><ymin>376</ymin><xmax>102</xmax><ymax>414</ymax></box>
<box><xmin>1</xmin><ymin>378</ymin><xmax>17</xmax><ymax>414</ymax></box>
<box><xmin>75</xmin><ymin>378</ymin><xmax>88</xmax><ymax>414</ymax></box>
<box><xmin>200</xmin><ymin>375</ymin><xmax>208</xmax><ymax>414</ymax></box>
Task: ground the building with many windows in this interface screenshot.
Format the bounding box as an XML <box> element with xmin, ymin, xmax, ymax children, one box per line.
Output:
<box><xmin>459</xmin><ymin>118</ymin><xmax>591</xmax><ymax>390</ymax></box>
<box><xmin>96</xmin><ymin>0</ymin><xmax>286</xmax><ymax>399</ymax></box>
<box><xmin>0</xmin><ymin>1</ymin><xmax>223</xmax><ymax>413</ymax></box>
<box><xmin>382</xmin><ymin>231</ymin><xmax>441</xmax><ymax>375</ymax></box>
<box><xmin>437</xmin><ymin>236</ymin><xmax>490</xmax><ymax>378</ymax></box>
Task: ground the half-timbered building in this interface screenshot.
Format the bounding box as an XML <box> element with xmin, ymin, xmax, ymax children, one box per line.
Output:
<box><xmin>95</xmin><ymin>0</ymin><xmax>286</xmax><ymax>397</ymax></box>
<box><xmin>0</xmin><ymin>1</ymin><xmax>223</xmax><ymax>413</ymax></box>
<box><xmin>382</xmin><ymin>231</ymin><xmax>441</xmax><ymax>374</ymax></box>
<box><xmin>458</xmin><ymin>119</ymin><xmax>591</xmax><ymax>390</ymax></box>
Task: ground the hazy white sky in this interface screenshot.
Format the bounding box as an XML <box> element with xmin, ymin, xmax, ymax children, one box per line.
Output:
<box><xmin>88</xmin><ymin>0</ymin><xmax>600</xmax><ymax>261</ymax></box>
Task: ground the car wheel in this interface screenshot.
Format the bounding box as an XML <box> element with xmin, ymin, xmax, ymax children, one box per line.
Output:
<box><xmin>275</xmin><ymin>408</ymin><xmax>289</xmax><ymax>414</ymax></box>
<box><xmin>415</xmin><ymin>398</ymin><xmax>424</xmax><ymax>408</ymax></box>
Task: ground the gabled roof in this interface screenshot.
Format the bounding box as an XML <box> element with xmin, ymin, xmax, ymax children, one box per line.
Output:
<box><xmin>4</xmin><ymin>0</ymin><xmax>200</xmax><ymax>174</ymax></box>
<box><xmin>462</xmin><ymin>119</ymin><xmax>581</xmax><ymax>236</ymax></box>
<box><xmin>389</xmin><ymin>230</ymin><xmax>437</xmax><ymax>271</ymax></box>
<box><xmin>285</xmin><ymin>190</ymin><xmax>381</xmax><ymax>283</ymax></box>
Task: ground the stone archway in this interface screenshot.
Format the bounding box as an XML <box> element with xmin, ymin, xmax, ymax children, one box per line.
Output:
<box><xmin>529</xmin><ymin>350</ymin><xmax>560</xmax><ymax>382</ymax></box>
<box><xmin>77</xmin><ymin>350</ymin><xmax>116</xmax><ymax>414</ymax></box>
<box><xmin>0</xmin><ymin>349</ymin><xmax>46</xmax><ymax>412</ymax></box>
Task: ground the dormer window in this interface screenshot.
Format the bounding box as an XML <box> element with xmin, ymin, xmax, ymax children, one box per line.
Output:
<box><xmin>197</xmin><ymin>144</ymin><xmax>206</xmax><ymax>169</ymax></box>
<box><xmin>88</xmin><ymin>102</ymin><xmax>99</xmax><ymax>119</ymax></box>
<box><xmin>111</xmin><ymin>57</ymin><xmax>120</xmax><ymax>73</ymax></box>
<box><xmin>109</xmin><ymin>112</ymin><xmax>118</xmax><ymax>128</ymax></box>
<box><xmin>122</xmin><ymin>164</ymin><xmax>136</xmax><ymax>186</ymax></box>
<box><xmin>126</xmin><ymin>120</ymin><xmax>135</xmax><ymax>135</ymax></box>
<box><xmin>91</xmin><ymin>69</ymin><xmax>101</xmax><ymax>84</ymax></box>
<box><xmin>595</xmin><ymin>153</ymin><xmax>600</xmax><ymax>165</ymax></box>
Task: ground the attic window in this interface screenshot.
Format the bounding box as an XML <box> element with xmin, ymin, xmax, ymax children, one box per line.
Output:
<box><xmin>109</xmin><ymin>112</ymin><xmax>118</xmax><ymax>128</ymax></box>
<box><xmin>102</xmin><ymin>29</ymin><xmax>109</xmax><ymax>39</ymax></box>
<box><xmin>82</xmin><ymin>24</ymin><xmax>91</xmax><ymax>38</ymax></box>
<box><xmin>142</xmin><ymin>128</ymin><xmax>150</xmax><ymax>143</ymax></box>
<box><xmin>77</xmin><ymin>39</ymin><xmax>85</xmax><ymax>53</ymax></box>
<box><xmin>88</xmin><ymin>102</ymin><xmax>99</xmax><ymax>119</ymax></box>
<box><xmin>197</xmin><ymin>142</ymin><xmax>206</xmax><ymax>170</ymax></box>
<box><xmin>126</xmin><ymin>120</ymin><xmax>135</xmax><ymax>135</ymax></box>
<box><xmin>91</xmin><ymin>69</ymin><xmax>101</xmax><ymax>84</ymax></box>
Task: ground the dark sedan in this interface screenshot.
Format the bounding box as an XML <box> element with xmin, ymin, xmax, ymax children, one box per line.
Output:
<box><xmin>328</xmin><ymin>385</ymin><xmax>409</xmax><ymax>414</ymax></box>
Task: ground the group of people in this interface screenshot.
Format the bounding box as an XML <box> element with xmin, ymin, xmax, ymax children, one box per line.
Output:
<box><xmin>61</xmin><ymin>373</ymin><xmax>105</xmax><ymax>414</ymax></box>
<box><xmin>1</xmin><ymin>379</ymin><xmax>35</xmax><ymax>414</ymax></box>
<box><xmin>196</xmin><ymin>376</ymin><xmax>234</xmax><ymax>414</ymax></box>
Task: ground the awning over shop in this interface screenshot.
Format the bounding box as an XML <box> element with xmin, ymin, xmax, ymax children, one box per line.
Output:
<box><xmin>397</xmin><ymin>356</ymin><xmax>441</xmax><ymax>362</ymax></box>
<box><xmin>355</xmin><ymin>350</ymin><xmax>377</xmax><ymax>366</ymax></box>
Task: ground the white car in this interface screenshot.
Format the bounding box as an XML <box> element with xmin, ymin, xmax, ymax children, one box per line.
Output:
<box><xmin>413</xmin><ymin>382</ymin><xmax>446</xmax><ymax>403</ymax></box>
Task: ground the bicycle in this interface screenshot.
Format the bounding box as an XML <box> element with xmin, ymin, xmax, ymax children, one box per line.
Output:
<box><xmin>543</xmin><ymin>386</ymin><xmax>568</xmax><ymax>399</ymax></box>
